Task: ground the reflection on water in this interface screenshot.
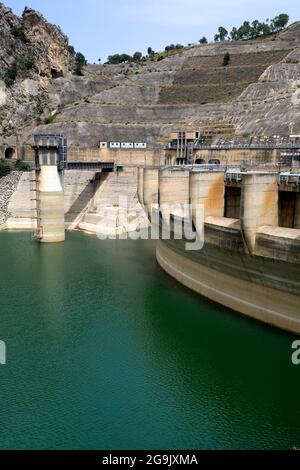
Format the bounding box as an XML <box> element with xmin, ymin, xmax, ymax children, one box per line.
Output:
<box><xmin>0</xmin><ymin>231</ymin><xmax>299</xmax><ymax>450</ymax></box>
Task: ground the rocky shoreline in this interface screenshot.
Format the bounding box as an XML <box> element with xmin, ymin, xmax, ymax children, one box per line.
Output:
<box><xmin>0</xmin><ymin>171</ymin><xmax>22</xmax><ymax>225</ymax></box>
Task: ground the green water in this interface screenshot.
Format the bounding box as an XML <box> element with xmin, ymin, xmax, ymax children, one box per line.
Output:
<box><xmin>0</xmin><ymin>231</ymin><xmax>299</xmax><ymax>450</ymax></box>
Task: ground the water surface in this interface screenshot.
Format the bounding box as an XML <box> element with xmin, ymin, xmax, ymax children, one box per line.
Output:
<box><xmin>0</xmin><ymin>232</ymin><xmax>299</xmax><ymax>449</ymax></box>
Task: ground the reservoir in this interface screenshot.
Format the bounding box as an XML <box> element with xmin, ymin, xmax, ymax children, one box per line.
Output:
<box><xmin>0</xmin><ymin>231</ymin><xmax>299</xmax><ymax>450</ymax></box>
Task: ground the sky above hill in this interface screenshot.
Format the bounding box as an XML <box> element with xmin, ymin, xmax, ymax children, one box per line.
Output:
<box><xmin>4</xmin><ymin>0</ymin><xmax>299</xmax><ymax>63</ymax></box>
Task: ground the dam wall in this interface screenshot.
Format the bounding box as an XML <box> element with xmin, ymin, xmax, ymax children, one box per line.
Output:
<box><xmin>12</xmin><ymin>145</ymin><xmax>162</xmax><ymax>168</ymax></box>
<box><xmin>4</xmin><ymin>170</ymin><xmax>100</xmax><ymax>232</ymax></box>
<box><xmin>165</xmin><ymin>147</ymin><xmax>281</xmax><ymax>166</ymax></box>
<box><xmin>78</xmin><ymin>168</ymin><xmax>149</xmax><ymax>236</ymax></box>
<box><xmin>139</xmin><ymin>166</ymin><xmax>300</xmax><ymax>333</ymax></box>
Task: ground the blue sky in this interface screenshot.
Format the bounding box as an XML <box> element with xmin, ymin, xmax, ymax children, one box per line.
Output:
<box><xmin>4</xmin><ymin>0</ymin><xmax>299</xmax><ymax>63</ymax></box>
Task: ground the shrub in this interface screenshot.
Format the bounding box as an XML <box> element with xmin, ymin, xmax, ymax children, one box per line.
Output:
<box><xmin>0</xmin><ymin>160</ymin><xmax>11</xmax><ymax>177</ymax></box>
<box><xmin>3</xmin><ymin>63</ymin><xmax>18</xmax><ymax>87</ymax></box>
<box><xmin>223</xmin><ymin>52</ymin><xmax>231</xmax><ymax>66</ymax></box>
<box><xmin>14</xmin><ymin>160</ymin><xmax>30</xmax><ymax>171</ymax></box>
<box><xmin>11</xmin><ymin>26</ymin><xmax>29</xmax><ymax>43</ymax></box>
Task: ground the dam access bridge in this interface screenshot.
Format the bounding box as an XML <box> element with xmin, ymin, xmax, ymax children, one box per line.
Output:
<box><xmin>31</xmin><ymin>134</ymin><xmax>114</xmax><ymax>243</ymax></box>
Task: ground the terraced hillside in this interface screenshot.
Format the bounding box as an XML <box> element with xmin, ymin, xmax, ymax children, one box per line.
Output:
<box><xmin>1</xmin><ymin>5</ymin><xmax>300</xmax><ymax>150</ymax></box>
<box><xmin>159</xmin><ymin>50</ymin><xmax>291</xmax><ymax>104</ymax></box>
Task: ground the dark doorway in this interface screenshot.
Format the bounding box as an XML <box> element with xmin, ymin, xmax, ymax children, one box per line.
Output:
<box><xmin>279</xmin><ymin>191</ymin><xmax>296</xmax><ymax>228</ymax></box>
<box><xmin>225</xmin><ymin>186</ymin><xmax>241</xmax><ymax>219</ymax></box>
<box><xmin>5</xmin><ymin>147</ymin><xmax>15</xmax><ymax>159</ymax></box>
<box><xmin>195</xmin><ymin>158</ymin><xmax>206</xmax><ymax>164</ymax></box>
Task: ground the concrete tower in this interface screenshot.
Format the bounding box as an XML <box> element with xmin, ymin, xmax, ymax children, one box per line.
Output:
<box><xmin>33</xmin><ymin>135</ymin><xmax>67</xmax><ymax>243</ymax></box>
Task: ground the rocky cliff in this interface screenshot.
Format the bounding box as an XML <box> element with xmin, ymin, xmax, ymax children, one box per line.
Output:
<box><xmin>0</xmin><ymin>3</ymin><xmax>74</xmax><ymax>137</ymax></box>
<box><xmin>1</xmin><ymin>2</ymin><xmax>300</xmax><ymax>149</ymax></box>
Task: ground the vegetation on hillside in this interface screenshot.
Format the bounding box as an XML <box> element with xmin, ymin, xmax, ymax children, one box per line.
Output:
<box><xmin>73</xmin><ymin>52</ymin><xmax>87</xmax><ymax>76</ymax></box>
<box><xmin>214</xmin><ymin>13</ymin><xmax>289</xmax><ymax>42</ymax></box>
<box><xmin>0</xmin><ymin>160</ymin><xmax>30</xmax><ymax>178</ymax></box>
<box><xmin>104</xmin><ymin>13</ymin><xmax>290</xmax><ymax>65</ymax></box>
<box><xmin>2</xmin><ymin>55</ymin><xmax>34</xmax><ymax>87</ymax></box>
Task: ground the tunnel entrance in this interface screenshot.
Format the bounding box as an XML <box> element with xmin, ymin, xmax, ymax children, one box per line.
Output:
<box><xmin>5</xmin><ymin>147</ymin><xmax>15</xmax><ymax>160</ymax></box>
<box><xmin>209</xmin><ymin>159</ymin><xmax>220</xmax><ymax>165</ymax></box>
<box><xmin>225</xmin><ymin>186</ymin><xmax>241</xmax><ymax>219</ymax></box>
<box><xmin>195</xmin><ymin>158</ymin><xmax>206</xmax><ymax>164</ymax></box>
<box><xmin>278</xmin><ymin>191</ymin><xmax>299</xmax><ymax>228</ymax></box>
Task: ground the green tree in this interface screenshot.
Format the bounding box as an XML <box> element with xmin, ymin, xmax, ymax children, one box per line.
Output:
<box><xmin>199</xmin><ymin>37</ymin><xmax>208</xmax><ymax>44</ymax></box>
<box><xmin>147</xmin><ymin>47</ymin><xmax>155</xmax><ymax>56</ymax></box>
<box><xmin>133</xmin><ymin>51</ymin><xmax>142</xmax><ymax>62</ymax></box>
<box><xmin>230</xmin><ymin>27</ymin><xmax>238</xmax><ymax>40</ymax></box>
<box><xmin>218</xmin><ymin>26</ymin><xmax>228</xmax><ymax>41</ymax></box>
<box><xmin>214</xmin><ymin>34</ymin><xmax>220</xmax><ymax>42</ymax></box>
<box><xmin>223</xmin><ymin>52</ymin><xmax>230</xmax><ymax>66</ymax></box>
<box><xmin>74</xmin><ymin>52</ymin><xmax>86</xmax><ymax>75</ymax></box>
<box><xmin>271</xmin><ymin>13</ymin><xmax>289</xmax><ymax>32</ymax></box>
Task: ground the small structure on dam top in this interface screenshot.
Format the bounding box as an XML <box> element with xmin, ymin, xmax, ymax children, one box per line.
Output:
<box><xmin>33</xmin><ymin>134</ymin><xmax>67</xmax><ymax>243</ymax></box>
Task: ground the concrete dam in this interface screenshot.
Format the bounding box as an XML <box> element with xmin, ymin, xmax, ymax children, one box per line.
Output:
<box><xmin>138</xmin><ymin>166</ymin><xmax>300</xmax><ymax>334</ymax></box>
<box><xmin>1</xmin><ymin>132</ymin><xmax>300</xmax><ymax>334</ymax></box>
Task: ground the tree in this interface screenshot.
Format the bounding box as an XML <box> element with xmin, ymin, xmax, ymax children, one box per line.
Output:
<box><xmin>223</xmin><ymin>52</ymin><xmax>230</xmax><ymax>66</ymax></box>
<box><xmin>271</xmin><ymin>13</ymin><xmax>289</xmax><ymax>32</ymax></box>
<box><xmin>175</xmin><ymin>44</ymin><xmax>184</xmax><ymax>49</ymax></box>
<box><xmin>133</xmin><ymin>51</ymin><xmax>142</xmax><ymax>62</ymax></box>
<box><xmin>230</xmin><ymin>27</ymin><xmax>238</xmax><ymax>40</ymax></box>
<box><xmin>74</xmin><ymin>52</ymin><xmax>86</xmax><ymax>75</ymax></box>
<box><xmin>199</xmin><ymin>37</ymin><xmax>208</xmax><ymax>44</ymax></box>
<box><xmin>147</xmin><ymin>47</ymin><xmax>155</xmax><ymax>56</ymax></box>
<box><xmin>218</xmin><ymin>26</ymin><xmax>228</xmax><ymax>41</ymax></box>
<box><xmin>165</xmin><ymin>44</ymin><xmax>176</xmax><ymax>52</ymax></box>
<box><xmin>68</xmin><ymin>45</ymin><xmax>75</xmax><ymax>56</ymax></box>
<box><xmin>214</xmin><ymin>34</ymin><xmax>220</xmax><ymax>42</ymax></box>
<box><xmin>237</xmin><ymin>21</ymin><xmax>251</xmax><ymax>40</ymax></box>
<box><xmin>107</xmin><ymin>54</ymin><xmax>133</xmax><ymax>64</ymax></box>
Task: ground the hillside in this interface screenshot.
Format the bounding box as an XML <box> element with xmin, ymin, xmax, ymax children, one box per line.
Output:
<box><xmin>1</xmin><ymin>3</ymin><xmax>300</xmax><ymax>149</ymax></box>
<box><xmin>0</xmin><ymin>3</ymin><xmax>74</xmax><ymax>137</ymax></box>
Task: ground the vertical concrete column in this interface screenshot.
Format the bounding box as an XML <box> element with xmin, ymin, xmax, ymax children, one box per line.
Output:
<box><xmin>159</xmin><ymin>168</ymin><xmax>190</xmax><ymax>207</ymax></box>
<box><xmin>190</xmin><ymin>171</ymin><xmax>225</xmax><ymax>224</ymax></box>
<box><xmin>137</xmin><ymin>167</ymin><xmax>144</xmax><ymax>205</ymax></box>
<box><xmin>241</xmin><ymin>173</ymin><xmax>278</xmax><ymax>253</ymax></box>
<box><xmin>159</xmin><ymin>168</ymin><xmax>190</xmax><ymax>231</ymax></box>
<box><xmin>37</xmin><ymin>166</ymin><xmax>65</xmax><ymax>243</ymax></box>
<box><xmin>143</xmin><ymin>168</ymin><xmax>159</xmax><ymax>215</ymax></box>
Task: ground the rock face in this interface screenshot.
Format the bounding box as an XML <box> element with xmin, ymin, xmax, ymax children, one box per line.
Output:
<box><xmin>0</xmin><ymin>3</ymin><xmax>74</xmax><ymax>137</ymax></box>
<box><xmin>21</xmin><ymin>7</ymin><xmax>73</xmax><ymax>79</ymax></box>
<box><xmin>0</xmin><ymin>171</ymin><xmax>22</xmax><ymax>225</ymax></box>
<box><xmin>0</xmin><ymin>3</ymin><xmax>73</xmax><ymax>79</ymax></box>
